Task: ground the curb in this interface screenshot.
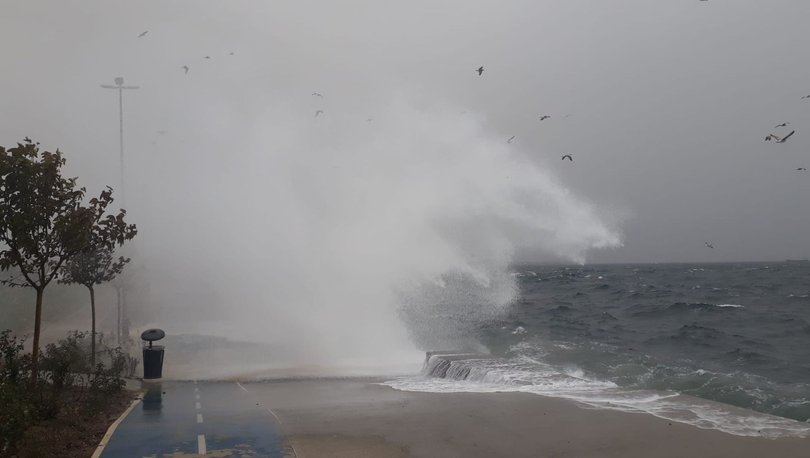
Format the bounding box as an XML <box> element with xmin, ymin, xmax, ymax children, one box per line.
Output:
<box><xmin>90</xmin><ymin>396</ymin><xmax>142</xmax><ymax>458</ymax></box>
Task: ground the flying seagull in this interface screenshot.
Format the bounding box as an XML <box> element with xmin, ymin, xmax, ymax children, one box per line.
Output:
<box><xmin>801</xmin><ymin>95</ymin><xmax>810</xmax><ymax>99</ymax></box>
<box><xmin>774</xmin><ymin>122</ymin><xmax>790</xmax><ymax>128</ymax></box>
<box><xmin>476</xmin><ymin>66</ymin><xmax>484</xmax><ymax>76</ymax></box>
<box><xmin>182</xmin><ymin>65</ymin><xmax>189</xmax><ymax>74</ymax></box>
<box><xmin>229</xmin><ymin>52</ymin><xmax>235</xmax><ymax>56</ymax></box>
<box><xmin>539</xmin><ymin>115</ymin><xmax>551</xmax><ymax>121</ymax></box>
<box><xmin>137</xmin><ymin>30</ymin><xmax>148</xmax><ymax>38</ymax></box>
<box><xmin>204</xmin><ymin>56</ymin><xmax>211</xmax><ymax>59</ymax></box>
<box><xmin>561</xmin><ymin>154</ymin><xmax>573</xmax><ymax>161</ymax></box>
<box><xmin>507</xmin><ymin>136</ymin><xmax>515</xmax><ymax>144</ymax></box>
<box><xmin>797</xmin><ymin>167</ymin><xmax>807</xmax><ymax>171</ymax></box>
<box><xmin>312</xmin><ymin>92</ymin><xmax>323</xmax><ymax>97</ymax></box>
<box><xmin>765</xmin><ymin>130</ymin><xmax>795</xmax><ymax>143</ymax></box>
<box><xmin>705</xmin><ymin>242</ymin><xmax>714</xmax><ymax>249</ymax></box>
<box><xmin>315</xmin><ymin>110</ymin><xmax>324</xmax><ymax>118</ymax></box>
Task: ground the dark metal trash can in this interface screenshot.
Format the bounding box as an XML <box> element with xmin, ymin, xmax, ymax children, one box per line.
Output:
<box><xmin>143</xmin><ymin>346</ymin><xmax>165</xmax><ymax>379</ymax></box>
<box><xmin>141</xmin><ymin>328</ymin><xmax>166</xmax><ymax>380</ymax></box>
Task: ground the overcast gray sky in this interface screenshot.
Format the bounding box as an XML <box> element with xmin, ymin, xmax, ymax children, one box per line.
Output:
<box><xmin>3</xmin><ymin>0</ymin><xmax>809</xmax><ymax>265</ymax></box>
<box><xmin>3</xmin><ymin>1</ymin><xmax>810</xmax><ymax>362</ymax></box>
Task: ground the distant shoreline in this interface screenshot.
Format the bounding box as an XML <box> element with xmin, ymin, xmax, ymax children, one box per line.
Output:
<box><xmin>511</xmin><ymin>259</ymin><xmax>808</xmax><ymax>268</ymax></box>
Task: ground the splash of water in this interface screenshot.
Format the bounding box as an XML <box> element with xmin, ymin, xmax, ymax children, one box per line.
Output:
<box><xmin>129</xmin><ymin>96</ymin><xmax>621</xmax><ymax>376</ymax></box>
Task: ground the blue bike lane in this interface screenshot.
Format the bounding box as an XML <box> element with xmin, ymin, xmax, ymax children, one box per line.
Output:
<box><xmin>99</xmin><ymin>380</ymin><xmax>292</xmax><ymax>457</ymax></box>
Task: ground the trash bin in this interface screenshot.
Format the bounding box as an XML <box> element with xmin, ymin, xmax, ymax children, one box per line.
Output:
<box><xmin>141</xmin><ymin>329</ymin><xmax>166</xmax><ymax>380</ymax></box>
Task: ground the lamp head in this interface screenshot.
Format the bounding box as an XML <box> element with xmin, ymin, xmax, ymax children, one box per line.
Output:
<box><xmin>114</xmin><ymin>77</ymin><xmax>124</xmax><ymax>86</ymax></box>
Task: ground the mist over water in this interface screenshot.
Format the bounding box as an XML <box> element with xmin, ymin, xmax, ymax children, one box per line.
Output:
<box><xmin>120</xmin><ymin>95</ymin><xmax>622</xmax><ymax>375</ymax></box>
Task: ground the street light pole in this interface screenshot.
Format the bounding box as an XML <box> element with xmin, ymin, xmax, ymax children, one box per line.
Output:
<box><xmin>101</xmin><ymin>77</ymin><xmax>139</xmax><ymax>205</ymax></box>
<box><xmin>101</xmin><ymin>77</ymin><xmax>138</xmax><ymax>346</ymax></box>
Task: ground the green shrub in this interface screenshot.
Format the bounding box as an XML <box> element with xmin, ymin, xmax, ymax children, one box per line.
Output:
<box><xmin>0</xmin><ymin>331</ymin><xmax>31</xmax><ymax>455</ymax></box>
<box><xmin>0</xmin><ymin>330</ymin><xmax>131</xmax><ymax>455</ymax></box>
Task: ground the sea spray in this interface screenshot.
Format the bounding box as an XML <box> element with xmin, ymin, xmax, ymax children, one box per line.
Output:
<box><xmin>129</xmin><ymin>96</ymin><xmax>621</xmax><ymax>375</ymax></box>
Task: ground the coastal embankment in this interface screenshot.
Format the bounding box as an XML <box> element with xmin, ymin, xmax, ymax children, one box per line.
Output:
<box><xmin>238</xmin><ymin>377</ymin><xmax>810</xmax><ymax>458</ymax></box>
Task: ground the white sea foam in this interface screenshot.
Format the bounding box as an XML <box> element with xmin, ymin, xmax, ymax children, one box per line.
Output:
<box><xmin>384</xmin><ymin>356</ymin><xmax>810</xmax><ymax>438</ymax></box>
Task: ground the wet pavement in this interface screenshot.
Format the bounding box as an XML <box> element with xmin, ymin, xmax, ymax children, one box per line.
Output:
<box><xmin>100</xmin><ymin>380</ymin><xmax>291</xmax><ymax>458</ymax></box>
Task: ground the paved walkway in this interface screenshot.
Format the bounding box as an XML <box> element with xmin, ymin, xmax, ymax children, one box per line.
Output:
<box><xmin>101</xmin><ymin>380</ymin><xmax>291</xmax><ymax>457</ymax></box>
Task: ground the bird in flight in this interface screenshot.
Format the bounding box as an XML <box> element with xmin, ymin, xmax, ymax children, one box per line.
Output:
<box><xmin>507</xmin><ymin>136</ymin><xmax>515</xmax><ymax>144</ymax></box>
<box><xmin>801</xmin><ymin>95</ymin><xmax>810</xmax><ymax>99</ymax></box>
<box><xmin>312</xmin><ymin>92</ymin><xmax>323</xmax><ymax>97</ymax></box>
<box><xmin>229</xmin><ymin>52</ymin><xmax>235</xmax><ymax>56</ymax></box>
<box><xmin>797</xmin><ymin>167</ymin><xmax>807</xmax><ymax>171</ymax></box>
<box><xmin>138</xmin><ymin>31</ymin><xmax>148</xmax><ymax>38</ymax></box>
<box><xmin>539</xmin><ymin>115</ymin><xmax>551</xmax><ymax>121</ymax></box>
<box><xmin>315</xmin><ymin>110</ymin><xmax>324</xmax><ymax>118</ymax></box>
<box><xmin>774</xmin><ymin>122</ymin><xmax>790</xmax><ymax>128</ymax></box>
<box><xmin>705</xmin><ymin>242</ymin><xmax>714</xmax><ymax>249</ymax></box>
<box><xmin>204</xmin><ymin>56</ymin><xmax>211</xmax><ymax>60</ymax></box>
<box><xmin>561</xmin><ymin>154</ymin><xmax>573</xmax><ymax>161</ymax></box>
<box><xmin>765</xmin><ymin>130</ymin><xmax>795</xmax><ymax>143</ymax></box>
<box><xmin>476</xmin><ymin>66</ymin><xmax>484</xmax><ymax>76</ymax></box>
<box><xmin>182</xmin><ymin>65</ymin><xmax>189</xmax><ymax>74</ymax></box>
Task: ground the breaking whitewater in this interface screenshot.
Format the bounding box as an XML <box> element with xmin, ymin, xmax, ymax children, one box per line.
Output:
<box><xmin>385</xmin><ymin>262</ymin><xmax>810</xmax><ymax>438</ymax></box>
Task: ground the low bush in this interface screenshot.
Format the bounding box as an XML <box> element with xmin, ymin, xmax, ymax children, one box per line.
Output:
<box><xmin>0</xmin><ymin>330</ymin><xmax>134</xmax><ymax>456</ymax></box>
<box><xmin>0</xmin><ymin>331</ymin><xmax>31</xmax><ymax>455</ymax></box>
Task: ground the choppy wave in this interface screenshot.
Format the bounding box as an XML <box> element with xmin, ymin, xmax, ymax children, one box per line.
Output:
<box><xmin>387</xmin><ymin>263</ymin><xmax>810</xmax><ymax>437</ymax></box>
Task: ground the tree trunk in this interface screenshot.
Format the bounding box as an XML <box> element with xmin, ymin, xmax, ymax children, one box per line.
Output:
<box><xmin>31</xmin><ymin>287</ymin><xmax>44</xmax><ymax>384</ymax></box>
<box><xmin>121</xmin><ymin>286</ymin><xmax>129</xmax><ymax>348</ymax></box>
<box><xmin>89</xmin><ymin>285</ymin><xmax>96</xmax><ymax>369</ymax></box>
<box><xmin>115</xmin><ymin>285</ymin><xmax>121</xmax><ymax>346</ymax></box>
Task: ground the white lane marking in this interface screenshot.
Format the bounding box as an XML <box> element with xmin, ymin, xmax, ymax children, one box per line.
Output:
<box><xmin>266</xmin><ymin>407</ymin><xmax>282</xmax><ymax>424</ymax></box>
<box><xmin>235</xmin><ymin>381</ymin><xmax>284</xmax><ymax>426</ymax></box>
<box><xmin>196</xmin><ymin>401</ymin><xmax>201</xmax><ymax>409</ymax></box>
<box><xmin>231</xmin><ymin>381</ymin><xmax>294</xmax><ymax>455</ymax></box>
<box><xmin>197</xmin><ymin>413</ymin><xmax>203</xmax><ymax>423</ymax></box>
<box><xmin>198</xmin><ymin>434</ymin><xmax>207</xmax><ymax>455</ymax></box>
<box><xmin>195</xmin><ymin>394</ymin><xmax>200</xmax><ymax>400</ymax></box>
<box><xmin>90</xmin><ymin>397</ymin><xmax>141</xmax><ymax>458</ymax></box>
<box><xmin>194</xmin><ymin>387</ymin><xmax>199</xmax><ymax>393</ymax></box>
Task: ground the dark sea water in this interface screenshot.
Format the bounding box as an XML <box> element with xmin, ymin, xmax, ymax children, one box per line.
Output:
<box><xmin>387</xmin><ymin>262</ymin><xmax>810</xmax><ymax>437</ymax></box>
